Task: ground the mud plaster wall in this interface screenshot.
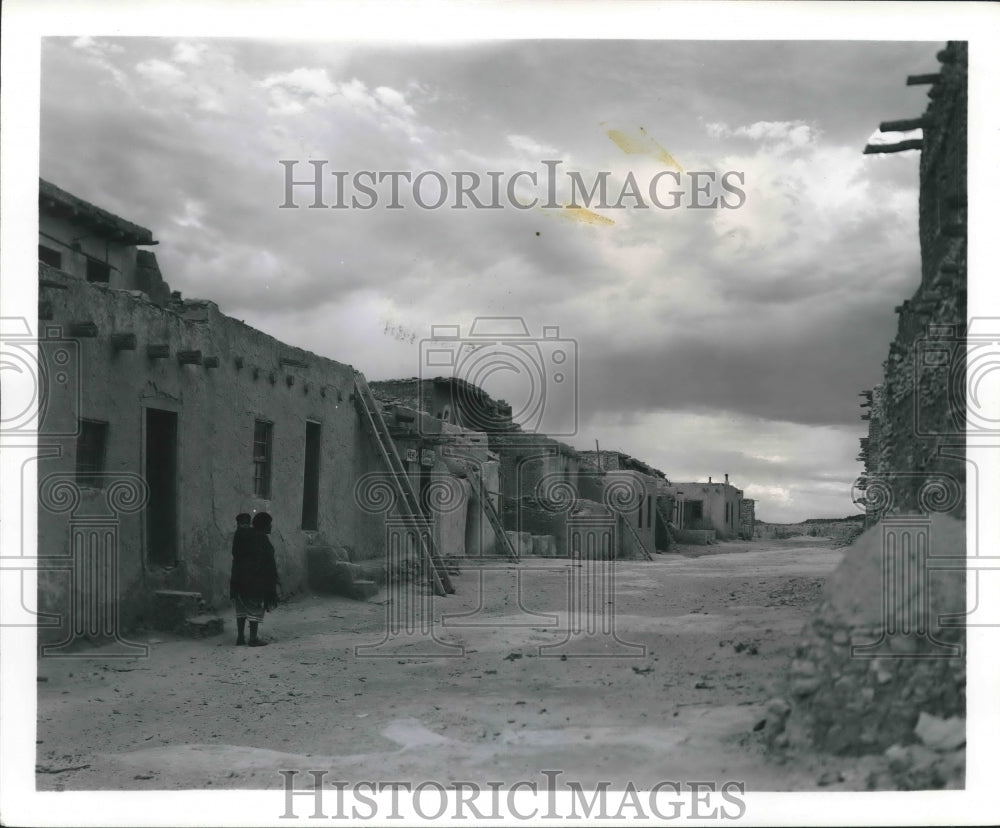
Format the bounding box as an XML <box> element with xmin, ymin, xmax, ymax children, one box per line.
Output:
<box><xmin>36</xmin><ymin>269</ymin><xmax>383</xmax><ymax>641</ymax></box>
<box><xmin>385</xmin><ymin>411</ymin><xmax>499</xmax><ymax>558</ymax></box>
<box><xmin>665</xmin><ymin>482</ymin><xmax>743</xmax><ymax>539</ymax></box>
<box><xmin>600</xmin><ymin>469</ymin><xmax>659</xmax><ymax>558</ymax></box>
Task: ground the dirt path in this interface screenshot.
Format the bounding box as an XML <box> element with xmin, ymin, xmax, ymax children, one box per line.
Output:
<box><xmin>37</xmin><ymin>538</ymin><xmax>867</xmax><ymax>792</ymax></box>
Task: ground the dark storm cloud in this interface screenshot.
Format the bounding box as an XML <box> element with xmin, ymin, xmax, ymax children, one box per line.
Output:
<box><xmin>576</xmin><ymin>296</ymin><xmax>898</xmax><ymax>428</ymax></box>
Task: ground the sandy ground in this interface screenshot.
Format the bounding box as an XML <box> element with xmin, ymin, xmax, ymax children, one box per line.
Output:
<box><xmin>36</xmin><ymin>537</ymin><xmax>875</xmax><ymax>792</ymax></box>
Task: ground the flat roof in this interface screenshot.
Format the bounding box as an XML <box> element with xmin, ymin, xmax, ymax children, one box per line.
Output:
<box><xmin>39</xmin><ymin>178</ymin><xmax>157</xmax><ymax>246</ymax></box>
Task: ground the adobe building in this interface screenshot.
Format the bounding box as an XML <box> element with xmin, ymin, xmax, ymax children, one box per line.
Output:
<box><xmin>664</xmin><ymin>475</ymin><xmax>747</xmax><ymax>541</ymax></box>
<box><xmin>39</xmin><ymin>179</ymin><xmax>171</xmax><ymax>307</ymax></box>
<box><xmin>34</xmin><ymin>179</ymin><xmax>496</xmax><ymax>646</ymax></box>
<box><xmin>375</xmin><ymin>398</ymin><xmax>503</xmax><ymax>558</ymax></box>
<box><xmin>372</xmin><ymin>381</ymin><xmax>672</xmax><ymax>559</ymax></box>
<box><xmin>371</xmin><ymin>376</ymin><xmax>518</xmax><ymax>435</ymax></box>
<box><xmin>577</xmin><ymin>449</ymin><xmax>673</xmax><ymax>555</ymax></box>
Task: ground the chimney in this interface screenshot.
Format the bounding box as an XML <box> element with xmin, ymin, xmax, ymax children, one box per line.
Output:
<box><xmin>725</xmin><ymin>473</ymin><xmax>729</xmax><ymax>484</ymax></box>
<box><xmin>708</xmin><ymin>476</ymin><xmax>712</xmax><ymax>483</ymax></box>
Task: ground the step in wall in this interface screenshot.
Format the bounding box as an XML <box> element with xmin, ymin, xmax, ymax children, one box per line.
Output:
<box><xmin>152</xmin><ymin>590</ymin><xmax>225</xmax><ymax>638</ymax></box>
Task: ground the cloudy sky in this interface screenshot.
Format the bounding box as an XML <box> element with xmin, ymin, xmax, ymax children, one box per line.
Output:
<box><xmin>39</xmin><ymin>36</ymin><xmax>938</xmax><ymax>521</ymax></box>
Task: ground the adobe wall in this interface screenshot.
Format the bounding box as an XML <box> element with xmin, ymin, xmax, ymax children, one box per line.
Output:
<box><xmin>600</xmin><ymin>469</ymin><xmax>659</xmax><ymax>559</ymax></box>
<box><xmin>665</xmin><ymin>481</ymin><xmax>744</xmax><ymax>539</ymax></box>
<box><xmin>38</xmin><ymin>213</ymin><xmax>140</xmax><ymax>289</ymax></box>
<box><xmin>36</xmin><ymin>267</ymin><xmax>383</xmax><ymax>641</ymax></box>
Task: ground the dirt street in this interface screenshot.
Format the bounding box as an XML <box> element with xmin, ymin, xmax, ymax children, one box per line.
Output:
<box><xmin>36</xmin><ymin>538</ymin><xmax>873</xmax><ymax>792</ymax></box>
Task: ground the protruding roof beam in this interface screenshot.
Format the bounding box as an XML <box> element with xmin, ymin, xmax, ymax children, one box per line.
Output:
<box><xmin>879</xmin><ymin>117</ymin><xmax>930</xmax><ymax>133</ymax></box>
<box><xmin>863</xmin><ymin>139</ymin><xmax>923</xmax><ymax>155</ymax></box>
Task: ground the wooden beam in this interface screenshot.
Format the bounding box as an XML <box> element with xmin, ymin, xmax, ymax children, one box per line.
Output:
<box><xmin>38</xmin><ymin>278</ymin><xmax>69</xmax><ymax>291</ymax></box>
<box><xmin>177</xmin><ymin>349</ymin><xmax>203</xmax><ymax>366</ymax></box>
<box><xmin>907</xmin><ymin>73</ymin><xmax>940</xmax><ymax>86</ymax></box>
<box><xmin>863</xmin><ymin>139</ymin><xmax>923</xmax><ymax>154</ymax></box>
<box><xmin>147</xmin><ymin>344</ymin><xmax>170</xmax><ymax>359</ymax></box>
<box><xmin>879</xmin><ymin>117</ymin><xmax>928</xmax><ymax>133</ymax></box>
<box><xmin>111</xmin><ymin>333</ymin><xmax>137</xmax><ymax>351</ymax></box>
<box><xmin>69</xmin><ymin>322</ymin><xmax>98</xmax><ymax>338</ymax></box>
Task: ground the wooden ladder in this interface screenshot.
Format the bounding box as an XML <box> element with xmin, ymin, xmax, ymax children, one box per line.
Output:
<box><xmin>618</xmin><ymin>512</ymin><xmax>655</xmax><ymax>560</ymax></box>
<box><xmin>353</xmin><ymin>374</ymin><xmax>454</xmax><ymax>595</ymax></box>
<box><xmin>470</xmin><ymin>468</ymin><xmax>520</xmax><ymax>562</ymax></box>
<box><xmin>655</xmin><ymin>500</ymin><xmax>677</xmax><ymax>547</ymax></box>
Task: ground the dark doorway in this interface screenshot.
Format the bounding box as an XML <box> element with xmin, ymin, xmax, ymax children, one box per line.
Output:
<box><xmin>301</xmin><ymin>421</ymin><xmax>321</xmax><ymax>530</ymax></box>
<box><xmin>146</xmin><ymin>408</ymin><xmax>178</xmax><ymax>566</ymax></box>
<box><xmin>682</xmin><ymin>499</ymin><xmax>703</xmax><ymax>527</ymax></box>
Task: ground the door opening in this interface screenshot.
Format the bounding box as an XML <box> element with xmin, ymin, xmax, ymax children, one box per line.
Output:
<box><xmin>145</xmin><ymin>408</ymin><xmax>178</xmax><ymax>566</ymax></box>
<box><xmin>301</xmin><ymin>421</ymin><xmax>321</xmax><ymax>529</ymax></box>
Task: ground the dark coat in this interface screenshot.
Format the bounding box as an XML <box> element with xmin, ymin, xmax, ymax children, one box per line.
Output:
<box><xmin>230</xmin><ymin>527</ymin><xmax>280</xmax><ymax>610</ymax></box>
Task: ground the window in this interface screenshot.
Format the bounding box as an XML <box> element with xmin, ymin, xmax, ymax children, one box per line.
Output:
<box><xmin>301</xmin><ymin>421</ymin><xmax>321</xmax><ymax>530</ymax></box>
<box><xmin>38</xmin><ymin>245</ymin><xmax>62</xmax><ymax>269</ymax></box>
<box><xmin>86</xmin><ymin>257</ymin><xmax>111</xmax><ymax>283</ymax></box>
<box><xmin>76</xmin><ymin>419</ymin><xmax>108</xmax><ymax>487</ymax></box>
<box><xmin>253</xmin><ymin>420</ymin><xmax>273</xmax><ymax>498</ymax></box>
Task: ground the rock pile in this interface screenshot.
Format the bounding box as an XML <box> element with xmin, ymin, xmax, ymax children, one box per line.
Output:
<box><xmin>769</xmin><ymin>515</ymin><xmax>965</xmax><ymax>788</ymax></box>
